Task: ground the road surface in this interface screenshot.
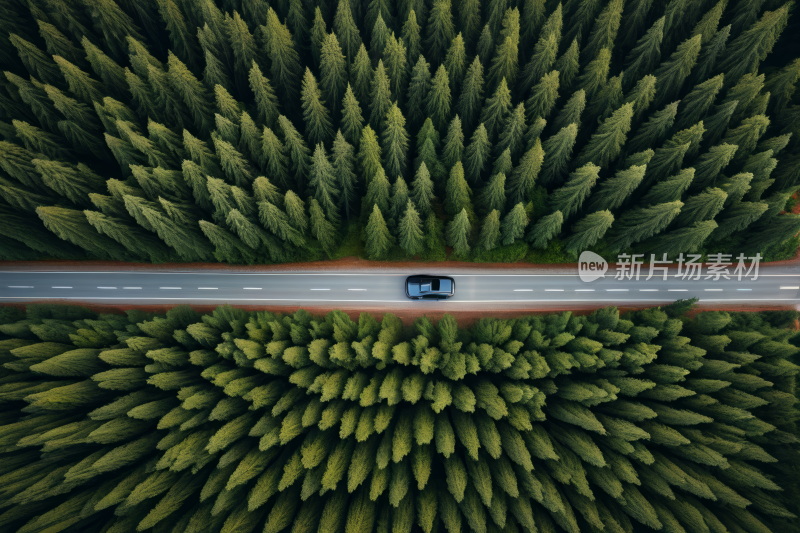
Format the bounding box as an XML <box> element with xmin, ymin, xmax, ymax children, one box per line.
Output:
<box><xmin>2</xmin><ymin>267</ymin><xmax>800</xmax><ymax>308</ymax></box>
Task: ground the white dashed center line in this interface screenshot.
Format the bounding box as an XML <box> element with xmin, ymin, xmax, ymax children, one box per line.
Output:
<box><xmin>97</xmin><ymin>286</ymin><xmax>117</xmax><ymax>289</ymax></box>
<box><xmin>780</xmin><ymin>286</ymin><xmax>799</xmax><ymax>290</ymax></box>
<box><xmin>310</xmin><ymin>288</ymin><xmax>331</xmax><ymax>291</ymax></box>
<box><xmin>544</xmin><ymin>289</ymin><xmax>563</xmax><ymax>292</ymax></box>
<box><xmin>198</xmin><ymin>287</ymin><xmax>218</xmax><ymax>290</ymax></box>
<box><xmin>704</xmin><ymin>288</ymin><xmax>723</xmax><ymax>291</ymax></box>
<box><xmin>348</xmin><ymin>288</ymin><xmax>367</xmax><ymax>291</ymax></box>
<box><xmin>606</xmin><ymin>289</ymin><xmax>628</xmax><ymax>291</ymax></box>
<box><xmin>123</xmin><ymin>287</ymin><xmax>141</xmax><ymax>289</ymax></box>
<box><xmin>668</xmin><ymin>289</ymin><xmax>687</xmax><ymax>291</ymax></box>
<box><xmin>8</xmin><ymin>286</ymin><xmax>33</xmax><ymax>288</ymax></box>
<box><xmin>513</xmin><ymin>289</ymin><xmax>533</xmax><ymax>292</ymax></box>
<box><xmin>243</xmin><ymin>287</ymin><xmax>262</xmax><ymax>290</ymax></box>
<box><xmin>737</xmin><ymin>288</ymin><xmax>752</xmax><ymax>291</ymax></box>
<box><xmin>160</xmin><ymin>287</ymin><xmax>181</xmax><ymax>290</ymax></box>
<box><xmin>52</xmin><ymin>286</ymin><xmax>72</xmax><ymax>289</ymax></box>
<box><xmin>575</xmin><ymin>289</ymin><xmax>595</xmax><ymax>292</ymax></box>
<box><xmin>639</xmin><ymin>289</ymin><xmax>658</xmax><ymax>291</ymax></box>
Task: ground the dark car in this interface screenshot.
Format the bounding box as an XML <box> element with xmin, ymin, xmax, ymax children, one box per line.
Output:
<box><xmin>406</xmin><ymin>275</ymin><xmax>455</xmax><ymax>299</ymax></box>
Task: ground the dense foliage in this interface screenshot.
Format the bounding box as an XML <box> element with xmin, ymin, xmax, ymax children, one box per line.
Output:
<box><xmin>0</xmin><ymin>302</ymin><xmax>798</xmax><ymax>532</ymax></box>
<box><xmin>1</xmin><ymin>0</ymin><xmax>800</xmax><ymax>263</ymax></box>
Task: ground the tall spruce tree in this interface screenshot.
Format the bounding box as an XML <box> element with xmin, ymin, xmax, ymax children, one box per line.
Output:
<box><xmin>564</xmin><ymin>210</ymin><xmax>614</xmax><ymax>255</ymax></box>
<box><xmin>365</xmin><ymin>204</ymin><xmax>393</xmax><ymax>258</ymax></box>
<box><xmin>548</xmin><ymin>162</ymin><xmax>600</xmax><ymax>220</ymax></box>
<box><xmin>382</xmin><ymin>103</ymin><xmax>409</xmax><ymax>179</ymax></box>
<box><xmin>301</xmin><ymin>68</ymin><xmax>334</xmax><ymax>147</ymax></box>
<box><xmin>446</xmin><ymin>208</ymin><xmax>471</xmax><ymax>253</ymax></box>
<box><xmin>500</xmin><ymin>202</ymin><xmax>528</xmax><ymax>245</ymax></box>
<box><xmin>398</xmin><ymin>200</ymin><xmax>424</xmax><ymax>254</ymax></box>
<box><xmin>606</xmin><ymin>200</ymin><xmax>683</xmax><ymax>251</ymax></box>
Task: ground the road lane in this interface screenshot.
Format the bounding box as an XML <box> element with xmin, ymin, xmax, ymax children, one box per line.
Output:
<box><xmin>1</xmin><ymin>269</ymin><xmax>800</xmax><ymax>307</ymax></box>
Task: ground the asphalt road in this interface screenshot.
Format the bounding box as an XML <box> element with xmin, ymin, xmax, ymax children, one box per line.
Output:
<box><xmin>2</xmin><ymin>268</ymin><xmax>800</xmax><ymax>308</ymax></box>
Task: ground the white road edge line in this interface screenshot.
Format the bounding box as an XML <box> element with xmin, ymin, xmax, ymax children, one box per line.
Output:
<box><xmin>780</xmin><ymin>286</ymin><xmax>800</xmax><ymax>290</ymax></box>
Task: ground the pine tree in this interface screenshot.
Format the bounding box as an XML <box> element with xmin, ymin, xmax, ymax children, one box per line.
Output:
<box><xmin>444</xmin><ymin>162</ymin><xmax>471</xmax><ymax>216</ymax></box>
<box><xmin>351</xmin><ymin>44</ymin><xmax>373</xmax><ymax>104</ymax></box>
<box><xmin>82</xmin><ymin>37</ymin><xmax>127</xmax><ymax>98</ymax></box>
<box><xmin>411</xmin><ymin>163</ymin><xmax>436</xmax><ymax>217</ymax></box>
<box><xmin>384</xmin><ymin>33</ymin><xmax>408</xmax><ymax>103</ymax></box>
<box><xmin>167</xmin><ymin>52</ymin><xmax>213</xmax><ymax>134</ymax></box>
<box><xmin>457</xmin><ymin>57</ymin><xmax>485</xmax><ymax>131</ymax></box>
<box><xmin>549</xmin><ymin>162</ymin><xmax>600</xmax><ymax>221</ymax></box>
<box><xmin>477</xmin><ymin>172</ymin><xmax>506</xmax><ymax>215</ymax></box>
<box><xmin>476</xmin><ymin>24</ymin><xmax>494</xmax><ymax>66</ymax></box>
<box><xmin>722</xmin><ymin>115</ymin><xmax>771</xmax><ymax>163</ymax></box>
<box><xmin>341</xmin><ymin>85</ymin><xmax>365</xmax><ymax>147</ymax></box>
<box><xmin>52</xmin><ymin>56</ymin><xmax>103</xmax><ymax>104</ymax></box>
<box><xmin>334</xmin><ymin>0</ymin><xmax>362</xmax><ymax>62</ymax></box>
<box><xmin>365</xmin><ymin>168</ymin><xmax>391</xmax><ymax>215</ymax></box>
<box><xmin>712</xmin><ymin>201</ymin><xmax>768</xmax><ymax>240</ymax></box>
<box><xmin>653</xmin><ymin>34</ymin><xmax>702</xmax><ymax>105</ymax></box>
<box><xmin>587</xmin><ymin>164</ymin><xmax>648</xmax><ymax>212</ymax></box>
<box><xmin>398</xmin><ymin>200</ymin><xmax>424</xmax><ymax>254</ymax></box>
<box><xmin>627</xmin><ymin>101</ymin><xmax>680</xmax><ymax>155</ymax></box>
<box><xmin>359</xmin><ymin>125</ymin><xmax>383</xmax><ymax>186</ymax></box>
<box><xmin>518</xmin><ymin>33</ymin><xmax>558</xmax><ymax>97</ymax></box>
<box><xmin>507</xmin><ymin>139</ymin><xmax>544</xmax><ymax>205</ymax></box>
<box><xmin>673</xmin><ymin>187</ymin><xmax>727</xmax><ymax>228</ymax></box>
<box><xmin>717</xmin><ymin>3</ymin><xmax>791</xmax><ymax>88</ymax></box>
<box><xmin>444</xmin><ymin>33</ymin><xmax>467</xmax><ymax>90</ymax></box>
<box><xmin>640</xmin><ymin>168</ymin><xmax>695</xmax><ymax>204</ymax></box>
<box><xmin>214</xmin><ymin>135</ymin><xmax>255</xmax><ymax>188</ymax></box>
<box><xmin>476</xmin><ymin>209</ymin><xmax>501</xmax><ymax>250</ymax></box>
<box><xmin>624</xmin><ymin>17</ymin><xmax>664</xmax><ymax>90</ymax></box>
<box><xmin>31</xmin><ymin>159</ymin><xmax>103</xmax><ymax>206</ymax></box>
<box><xmin>427</xmin><ymin>65</ymin><xmax>452</xmax><ymax>132</ymax></box>
<box><xmin>301</xmin><ymin>68</ymin><xmax>334</xmax><ymax>147</ymax></box>
<box><xmin>540</xmin><ymin>124</ymin><xmax>578</xmax><ymax>188</ymax></box>
<box><xmin>35</xmin><ymin>206</ymin><xmax>134</xmax><ymax>261</ymax></box>
<box><xmin>425</xmin><ymin>0</ymin><xmax>455</xmax><ymax>64</ymax></box>
<box><xmin>320</xmin><ymin>33</ymin><xmax>348</xmax><ymax>119</ymax></box>
<box><xmin>227</xmin><ymin>11</ymin><xmax>258</xmax><ymax>77</ymax></box>
<box><xmin>157</xmin><ymin>0</ymin><xmax>198</xmax><ymax>67</ymax></box>
<box><xmin>495</xmin><ymin>103</ymin><xmax>527</xmax><ymax>161</ymax></box>
<box><xmin>501</xmin><ymin>202</ymin><xmax>528</xmax><ymax>245</ymax></box>
<box><xmin>554</xmin><ymin>38</ymin><xmax>580</xmax><ymax>91</ymax></box>
<box><xmin>720</xmin><ymin>172</ymin><xmax>755</xmax><ymax>205</ymax></box>
<box><xmin>552</xmin><ymin>89</ymin><xmax>586</xmax><ymax>133</ymax></box>
<box><xmin>765</xmin><ymin>58</ymin><xmax>800</xmax><ymax>114</ymax></box>
<box><xmin>402</xmin><ymin>10</ymin><xmax>423</xmax><ymax>63</ymax></box>
<box><xmin>586</xmin><ymin>72</ymin><xmax>625</xmax><ymax>123</ymax></box>
<box><xmin>526</xmin><ymin>70</ymin><xmax>560</xmax><ymax>121</ymax></box>
<box><xmin>309</xmin><ymin>198</ymin><xmax>337</xmax><ymax>255</ymax></box>
<box><xmin>369</xmin><ymin>60</ymin><xmax>392</xmax><ymax>133</ymax></box>
<box><xmin>606</xmin><ymin>201</ymin><xmax>684</xmax><ymax>252</ymax></box>
<box><xmin>365</xmin><ymin>204</ymin><xmax>393</xmax><ymax>259</ymax></box>
<box><xmin>383</xmin><ymin>103</ymin><xmax>409</xmax><ymax>179</ymax></box>
<box><xmin>441</xmin><ymin>116</ymin><xmax>464</xmax><ymax>170</ymax></box>
<box><xmin>690</xmin><ymin>25</ymin><xmax>731</xmax><ymax>86</ymax></box>
<box><xmin>332</xmin><ymin>131</ymin><xmax>359</xmax><ymax>221</ymax></box>
<box><xmin>584</xmin><ymin>0</ymin><xmax>624</xmax><ymax>60</ymax></box>
<box><xmin>279</xmin><ymin>115</ymin><xmax>312</xmax><ymax>191</ymax></box>
<box><xmin>371</xmin><ymin>15</ymin><xmax>390</xmax><ymax>59</ymax></box>
<box><xmin>576</xmin><ymin>47</ymin><xmax>611</xmax><ymax>101</ymax></box>
<box><xmin>309</xmin><ymin>8</ymin><xmax>327</xmax><ymax>67</ymax></box>
<box><xmin>9</xmin><ymin>34</ymin><xmax>63</xmax><ymax>86</ymax></box>
<box><xmin>480</xmin><ymin>78</ymin><xmax>512</xmax><ymax>140</ymax></box>
<box><xmin>692</xmin><ymin>143</ymin><xmax>738</xmax><ymax>191</ymax></box>
<box><xmin>488</xmin><ymin>8</ymin><xmax>520</xmax><ymax>89</ymax></box>
<box><xmin>309</xmin><ymin>144</ymin><xmax>341</xmax><ymax>225</ymax></box>
<box><xmin>37</xmin><ymin>19</ymin><xmax>83</xmax><ymax>65</ymax></box>
<box><xmin>407</xmin><ymin>56</ymin><xmax>432</xmax><ymax>130</ymax></box>
<box><xmin>261</xmin><ymin>127</ymin><xmax>292</xmax><ymax>189</ymax></box>
<box><xmin>263</xmin><ymin>8</ymin><xmax>303</xmax><ymax>103</ymax></box>
<box><xmin>623</xmin><ymin>74</ymin><xmax>657</xmax><ymax>121</ymax></box>
<box><xmin>575</xmin><ymin>103</ymin><xmax>634</xmax><ymax>168</ymax></box>
<box><xmin>527</xmin><ymin>210</ymin><xmax>562</xmax><ymax>248</ymax></box>
<box><xmin>446</xmin><ymin>208</ymin><xmax>471</xmax><ymax>253</ymax></box>
<box><xmin>565</xmin><ymin>210</ymin><xmax>614</xmax><ymax>255</ymax></box>
<box><xmin>464</xmin><ymin>124</ymin><xmax>492</xmax><ymax>185</ymax></box>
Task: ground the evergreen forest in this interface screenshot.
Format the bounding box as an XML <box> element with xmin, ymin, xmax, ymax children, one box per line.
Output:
<box><xmin>0</xmin><ymin>302</ymin><xmax>798</xmax><ymax>532</ymax></box>
<box><xmin>1</xmin><ymin>0</ymin><xmax>800</xmax><ymax>263</ymax></box>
